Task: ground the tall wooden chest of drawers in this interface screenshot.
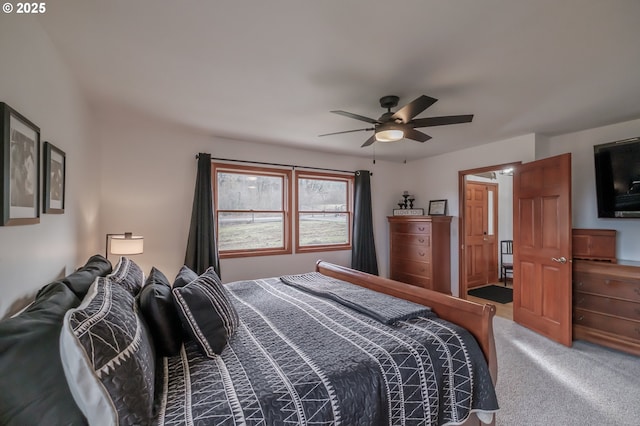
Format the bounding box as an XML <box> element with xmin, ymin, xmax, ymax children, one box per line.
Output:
<box><xmin>388</xmin><ymin>216</ymin><xmax>451</xmax><ymax>294</ymax></box>
<box><xmin>573</xmin><ymin>259</ymin><xmax>640</xmax><ymax>356</ymax></box>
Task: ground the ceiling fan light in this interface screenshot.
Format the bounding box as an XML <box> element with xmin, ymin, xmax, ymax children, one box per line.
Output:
<box><xmin>375</xmin><ymin>129</ymin><xmax>404</xmax><ymax>142</ymax></box>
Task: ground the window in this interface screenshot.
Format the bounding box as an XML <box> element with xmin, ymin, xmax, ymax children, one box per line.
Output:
<box><xmin>213</xmin><ymin>163</ymin><xmax>353</xmax><ymax>258</ymax></box>
<box><xmin>213</xmin><ymin>163</ymin><xmax>291</xmax><ymax>258</ymax></box>
<box><xmin>295</xmin><ymin>171</ymin><xmax>353</xmax><ymax>252</ymax></box>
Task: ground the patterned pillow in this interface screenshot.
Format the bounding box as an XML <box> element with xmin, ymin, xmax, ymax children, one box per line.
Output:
<box><xmin>138</xmin><ymin>267</ymin><xmax>183</xmax><ymax>356</ymax></box>
<box><xmin>172</xmin><ymin>268</ymin><xmax>239</xmax><ymax>356</ymax></box>
<box><xmin>108</xmin><ymin>256</ymin><xmax>144</xmax><ymax>295</ymax></box>
<box><xmin>60</xmin><ymin>277</ymin><xmax>155</xmax><ymax>425</ymax></box>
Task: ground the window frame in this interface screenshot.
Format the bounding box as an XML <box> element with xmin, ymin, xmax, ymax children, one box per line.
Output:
<box><xmin>212</xmin><ymin>162</ymin><xmax>292</xmax><ymax>258</ymax></box>
<box><xmin>294</xmin><ymin>170</ymin><xmax>354</xmax><ymax>253</ymax></box>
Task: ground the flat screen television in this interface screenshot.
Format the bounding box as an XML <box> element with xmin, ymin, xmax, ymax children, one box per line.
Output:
<box><xmin>594</xmin><ymin>137</ymin><xmax>640</xmax><ymax>218</ymax></box>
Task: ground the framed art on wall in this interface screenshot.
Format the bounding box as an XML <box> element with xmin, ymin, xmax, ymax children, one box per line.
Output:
<box><xmin>0</xmin><ymin>102</ymin><xmax>40</xmax><ymax>225</ymax></box>
<box><xmin>43</xmin><ymin>141</ymin><xmax>65</xmax><ymax>214</ymax></box>
<box><xmin>428</xmin><ymin>199</ymin><xmax>447</xmax><ymax>216</ymax></box>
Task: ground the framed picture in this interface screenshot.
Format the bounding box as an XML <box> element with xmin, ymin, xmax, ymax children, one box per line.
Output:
<box><xmin>0</xmin><ymin>102</ymin><xmax>40</xmax><ymax>225</ymax></box>
<box><xmin>428</xmin><ymin>199</ymin><xmax>447</xmax><ymax>216</ymax></box>
<box><xmin>43</xmin><ymin>142</ymin><xmax>65</xmax><ymax>213</ymax></box>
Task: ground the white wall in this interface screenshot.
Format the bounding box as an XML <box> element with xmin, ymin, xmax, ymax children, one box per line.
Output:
<box><xmin>94</xmin><ymin>104</ymin><xmax>405</xmax><ymax>283</ymax></box>
<box><xmin>548</xmin><ymin>118</ymin><xmax>640</xmax><ymax>261</ymax></box>
<box><xmin>0</xmin><ymin>17</ymin><xmax>100</xmax><ymax>318</ymax></box>
<box><xmin>403</xmin><ymin>134</ymin><xmax>537</xmax><ymax>296</ymax></box>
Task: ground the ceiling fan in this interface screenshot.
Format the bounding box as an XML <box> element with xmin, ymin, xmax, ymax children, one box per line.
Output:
<box><xmin>319</xmin><ymin>95</ymin><xmax>473</xmax><ymax>147</ymax></box>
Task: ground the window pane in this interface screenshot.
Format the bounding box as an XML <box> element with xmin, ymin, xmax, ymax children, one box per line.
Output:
<box><xmin>298</xmin><ymin>213</ymin><xmax>348</xmax><ymax>246</ymax></box>
<box><xmin>218</xmin><ymin>212</ymin><xmax>283</xmax><ymax>250</ymax></box>
<box><xmin>298</xmin><ymin>178</ymin><xmax>347</xmax><ymax>211</ymax></box>
<box><xmin>217</xmin><ymin>172</ymin><xmax>282</xmax><ymax>210</ymax></box>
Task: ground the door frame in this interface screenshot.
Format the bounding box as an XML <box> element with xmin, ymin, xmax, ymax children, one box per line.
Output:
<box><xmin>458</xmin><ymin>161</ymin><xmax>521</xmax><ymax>299</ymax></box>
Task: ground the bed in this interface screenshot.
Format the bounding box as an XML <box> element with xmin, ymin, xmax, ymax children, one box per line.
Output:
<box><xmin>0</xmin><ymin>257</ymin><xmax>498</xmax><ymax>426</ymax></box>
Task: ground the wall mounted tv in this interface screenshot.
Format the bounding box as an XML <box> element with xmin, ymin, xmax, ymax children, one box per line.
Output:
<box><xmin>594</xmin><ymin>137</ymin><xmax>640</xmax><ymax>218</ymax></box>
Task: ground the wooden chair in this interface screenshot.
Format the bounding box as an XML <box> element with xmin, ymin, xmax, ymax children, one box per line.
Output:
<box><xmin>500</xmin><ymin>240</ymin><xmax>513</xmax><ymax>286</ymax></box>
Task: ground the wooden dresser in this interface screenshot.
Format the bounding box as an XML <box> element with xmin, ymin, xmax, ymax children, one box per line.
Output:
<box><xmin>573</xmin><ymin>259</ymin><xmax>640</xmax><ymax>356</ymax></box>
<box><xmin>388</xmin><ymin>215</ymin><xmax>451</xmax><ymax>294</ymax></box>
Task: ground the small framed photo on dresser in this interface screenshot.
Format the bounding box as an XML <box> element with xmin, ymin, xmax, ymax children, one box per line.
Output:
<box><xmin>428</xmin><ymin>199</ymin><xmax>447</xmax><ymax>216</ymax></box>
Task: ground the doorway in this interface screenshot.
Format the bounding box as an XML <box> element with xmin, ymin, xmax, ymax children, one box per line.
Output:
<box><xmin>458</xmin><ymin>162</ymin><xmax>519</xmax><ymax>320</ymax></box>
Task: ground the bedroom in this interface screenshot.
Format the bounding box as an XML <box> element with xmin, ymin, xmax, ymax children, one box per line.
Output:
<box><xmin>1</xmin><ymin>1</ymin><xmax>640</xmax><ymax>424</ymax></box>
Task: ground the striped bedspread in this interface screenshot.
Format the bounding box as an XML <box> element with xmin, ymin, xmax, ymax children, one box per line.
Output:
<box><xmin>155</xmin><ymin>276</ymin><xmax>498</xmax><ymax>426</ymax></box>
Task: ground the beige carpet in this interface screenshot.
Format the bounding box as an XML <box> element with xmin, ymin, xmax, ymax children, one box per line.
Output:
<box><xmin>493</xmin><ymin>316</ymin><xmax>640</xmax><ymax>425</ymax></box>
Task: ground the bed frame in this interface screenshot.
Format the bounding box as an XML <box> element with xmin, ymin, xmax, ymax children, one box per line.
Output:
<box><xmin>316</xmin><ymin>261</ymin><xmax>498</xmax><ymax>384</ymax></box>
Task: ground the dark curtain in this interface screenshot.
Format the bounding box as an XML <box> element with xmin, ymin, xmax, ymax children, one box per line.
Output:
<box><xmin>351</xmin><ymin>170</ymin><xmax>379</xmax><ymax>275</ymax></box>
<box><xmin>185</xmin><ymin>153</ymin><xmax>220</xmax><ymax>276</ymax></box>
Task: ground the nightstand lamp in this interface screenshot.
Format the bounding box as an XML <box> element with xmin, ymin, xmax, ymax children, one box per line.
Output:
<box><xmin>106</xmin><ymin>232</ymin><xmax>144</xmax><ymax>258</ymax></box>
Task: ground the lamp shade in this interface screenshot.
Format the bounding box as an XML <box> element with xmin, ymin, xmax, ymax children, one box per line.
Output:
<box><xmin>109</xmin><ymin>233</ymin><xmax>144</xmax><ymax>255</ymax></box>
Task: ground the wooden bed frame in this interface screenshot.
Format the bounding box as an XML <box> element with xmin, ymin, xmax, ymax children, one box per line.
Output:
<box><xmin>316</xmin><ymin>261</ymin><xmax>498</xmax><ymax>384</ymax></box>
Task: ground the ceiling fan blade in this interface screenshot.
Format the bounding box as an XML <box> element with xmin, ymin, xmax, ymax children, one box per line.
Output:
<box><xmin>361</xmin><ymin>134</ymin><xmax>377</xmax><ymax>147</ymax></box>
<box><xmin>403</xmin><ymin>128</ymin><xmax>432</xmax><ymax>143</ymax></box>
<box><xmin>318</xmin><ymin>128</ymin><xmax>374</xmax><ymax>137</ymax></box>
<box><xmin>410</xmin><ymin>114</ymin><xmax>474</xmax><ymax>128</ymax></box>
<box><xmin>392</xmin><ymin>95</ymin><xmax>438</xmax><ymax>123</ymax></box>
<box><xmin>331</xmin><ymin>110</ymin><xmax>379</xmax><ymax>124</ymax></box>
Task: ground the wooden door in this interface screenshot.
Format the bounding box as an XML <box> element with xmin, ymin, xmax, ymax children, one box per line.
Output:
<box><xmin>513</xmin><ymin>153</ymin><xmax>572</xmax><ymax>346</ymax></box>
<box><xmin>465</xmin><ymin>182</ymin><xmax>498</xmax><ymax>288</ymax></box>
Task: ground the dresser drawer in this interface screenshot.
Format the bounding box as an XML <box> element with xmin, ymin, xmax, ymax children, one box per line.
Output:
<box><xmin>574</xmin><ymin>308</ymin><xmax>640</xmax><ymax>342</ymax></box>
<box><xmin>392</xmin><ymin>244</ymin><xmax>431</xmax><ymax>262</ymax></box>
<box><xmin>574</xmin><ymin>292</ymin><xmax>640</xmax><ymax>320</ymax></box>
<box><xmin>391</xmin><ymin>258</ymin><xmax>431</xmax><ymax>277</ymax></box>
<box><xmin>390</xmin><ymin>222</ymin><xmax>431</xmax><ymax>235</ymax></box>
<box><xmin>573</xmin><ymin>273</ymin><xmax>640</xmax><ymax>302</ymax></box>
<box><xmin>391</xmin><ymin>232</ymin><xmax>431</xmax><ymax>247</ymax></box>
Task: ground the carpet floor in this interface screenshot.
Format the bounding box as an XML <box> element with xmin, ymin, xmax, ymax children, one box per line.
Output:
<box><xmin>468</xmin><ymin>285</ymin><xmax>513</xmax><ymax>304</ymax></box>
<box><xmin>493</xmin><ymin>316</ymin><xmax>640</xmax><ymax>425</ymax></box>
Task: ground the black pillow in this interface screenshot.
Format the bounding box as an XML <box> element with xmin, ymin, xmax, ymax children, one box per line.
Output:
<box><xmin>173</xmin><ymin>265</ymin><xmax>198</xmax><ymax>288</ymax></box>
<box><xmin>138</xmin><ymin>267</ymin><xmax>183</xmax><ymax>356</ymax></box>
<box><xmin>0</xmin><ymin>282</ymin><xmax>86</xmax><ymax>425</ymax></box>
<box><xmin>60</xmin><ymin>254</ymin><xmax>112</xmax><ymax>299</ymax></box>
<box><xmin>172</xmin><ymin>268</ymin><xmax>239</xmax><ymax>357</ymax></box>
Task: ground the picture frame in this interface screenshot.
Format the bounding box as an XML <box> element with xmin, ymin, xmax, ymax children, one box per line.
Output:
<box><xmin>0</xmin><ymin>102</ymin><xmax>40</xmax><ymax>225</ymax></box>
<box><xmin>43</xmin><ymin>141</ymin><xmax>65</xmax><ymax>214</ymax></box>
<box><xmin>428</xmin><ymin>199</ymin><xmax>447</xmax><ymax>216</ymax></box>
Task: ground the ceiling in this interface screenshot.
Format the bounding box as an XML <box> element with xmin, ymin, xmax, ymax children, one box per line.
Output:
<box><xmin>37</xmin><ymin>0</ymin><xmax>640</xmax><ymax>162</ymax></box>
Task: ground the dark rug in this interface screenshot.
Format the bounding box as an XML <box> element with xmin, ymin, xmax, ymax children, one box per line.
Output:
<box><xmin>468</xmin><ymin>285</ymin><xmax>513</xmax><ymax>304</ymax></box>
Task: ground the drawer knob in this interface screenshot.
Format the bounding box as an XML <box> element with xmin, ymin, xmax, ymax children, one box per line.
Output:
<box><xmin>418</xmin><ymin>238</ymin><xmax>425</xmax><ymax>243</ymax></box>
<box><xmin>577</xmin><ymin>282</ymin><xmax>583</xmax><ymax>287</ymax></box>
<box><xmin>419</xmin><ymin>252</ymin><xmax>425</xmax><ymax>257</ymax></box>
<box><xmin>576</xmin><ymin>298</ymin><xmax>584</xmax><ymax>305</ymax></box>
<box><xmin>576</xmin><ymin>315</ymin><xmax>584</xmax><ymax>321</ymax></box>
<box><xmin>418</xmin><ymin>227</ymin><xmax>425</xmax><ymax>231</ymax></box>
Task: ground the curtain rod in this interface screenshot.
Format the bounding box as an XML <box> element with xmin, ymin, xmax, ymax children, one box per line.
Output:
<box><xmin>196</xmin><ymin>154</ymin><xmax>371</xmax><ymax>176</ymax></box>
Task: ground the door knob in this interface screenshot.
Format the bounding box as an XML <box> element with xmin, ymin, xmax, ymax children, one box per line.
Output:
<box><xmin>552</xmin><ymin>256</ymin><xmax>567</xmax><ymax>264</ymax></box>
